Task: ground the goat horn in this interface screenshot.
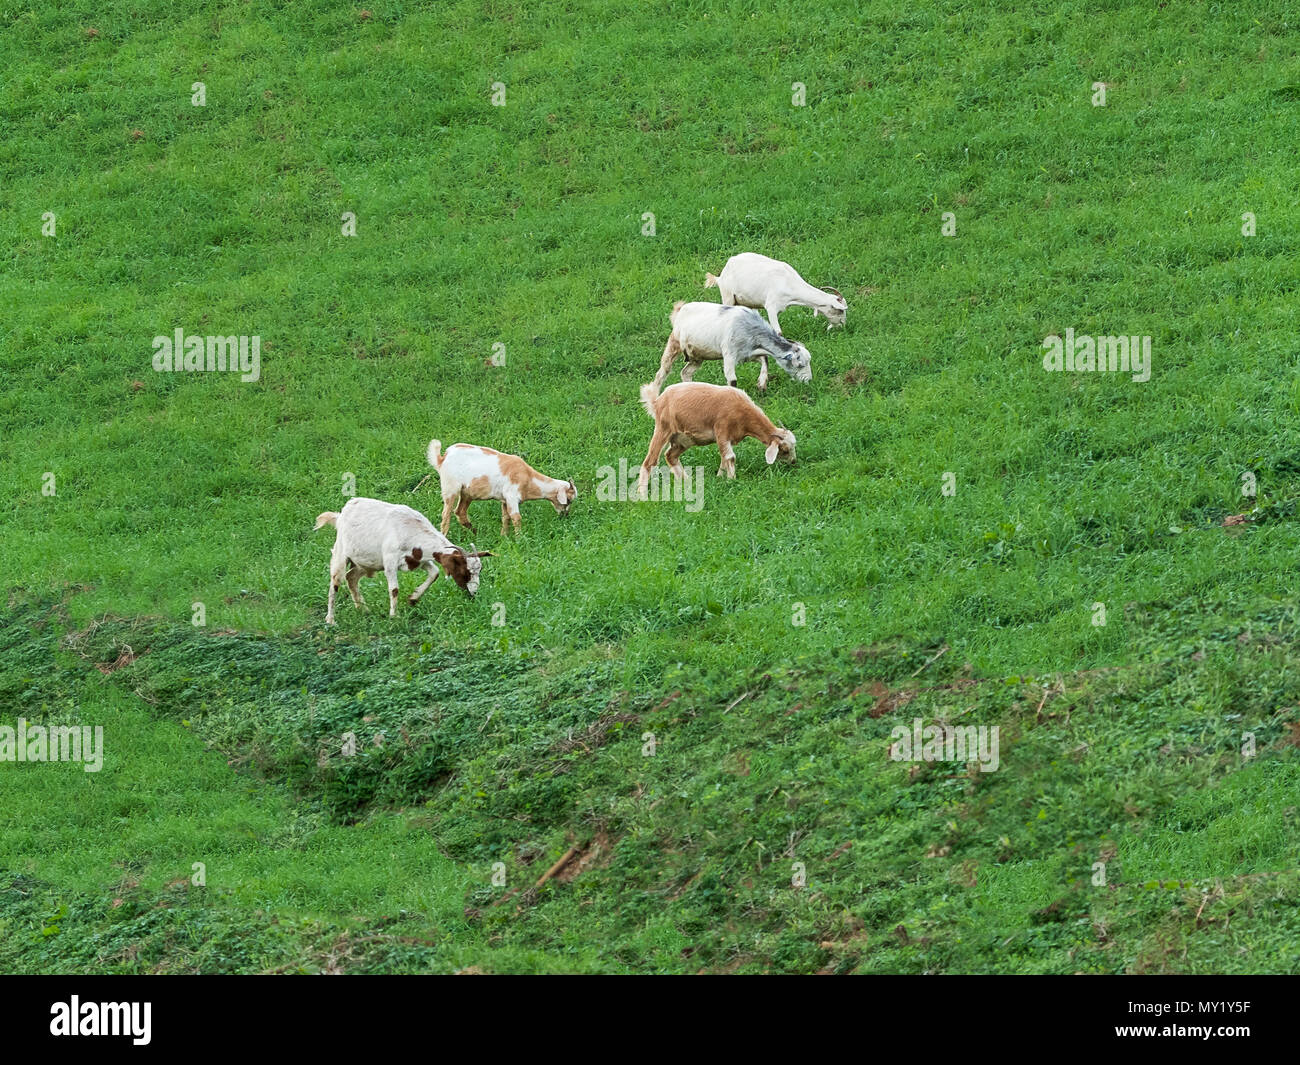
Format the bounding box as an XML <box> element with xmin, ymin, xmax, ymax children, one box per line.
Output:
<box><xmin>825</xmin><ymin>286</ymin><xmax>843</xmax><ymax>299</ymax></box>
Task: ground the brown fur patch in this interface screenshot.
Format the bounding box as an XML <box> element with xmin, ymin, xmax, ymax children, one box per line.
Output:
<box><xmin>458</xmin><ymin>447</ymin><xmax>550</xmax><ymax>501</ymax></box>
<box><xmin>404</xmin><ymin>546</ymin><xmax>424</xmax><ymax>569</ymax></box>
<box><xmin>496</xmin><ymin>454</ymin><xmax>546</xmax><ymax>497</ymax></box>
<box><xmin>436</xmin><ymin>549</ymin><xmax>478</xmax><ymax>593</ymax></box>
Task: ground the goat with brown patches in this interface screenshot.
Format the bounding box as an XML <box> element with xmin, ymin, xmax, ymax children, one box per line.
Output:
<box><xmin>313</xmin><ymin>497</ymin><xmax>493</xmax><ymax>625</ymax></box>
<box><xmin>636</xmin><ymin>380</ymin><xmax>796</xmax><ymax>497</ymax></box>
<box><xmin>428</xmin><ymin>439</ymin><xmax>575</xmax><ymax>537</ymax></box>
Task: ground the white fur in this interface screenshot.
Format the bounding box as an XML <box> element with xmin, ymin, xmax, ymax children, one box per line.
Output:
<box><xmin>707</xmin><ymin>252</ymin><xmax>847</xmax><ymax>334</ymax></box>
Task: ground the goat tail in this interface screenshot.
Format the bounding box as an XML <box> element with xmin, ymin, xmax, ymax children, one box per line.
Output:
<box><xmin>704</xmin><ymin>272</ymin><xmax>719</xmax><ymax>289</ymax></box>
<box><xmin>639</xmin><ymin>381</ymin><xmax>661</xmax><ymax>419</ymax></box>
<box><xmin>427</xmin><ymin>438</ymin><xmax>444</xmax><ymax>468</ymax></box>
<box><xmin>314</xmin><ymin>511</ymin><xmax>338</xmax><ymax>531</ymax></box>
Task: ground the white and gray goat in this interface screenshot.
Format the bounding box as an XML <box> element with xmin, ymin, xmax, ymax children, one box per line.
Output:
<box><xmin>654</xmin><ymin>300</ymin><xmax>812</xmax><ymax>392</ymax></box>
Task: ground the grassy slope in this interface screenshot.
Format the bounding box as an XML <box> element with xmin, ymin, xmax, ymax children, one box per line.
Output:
<box><xmin>2</xmin><ymin>0</ymin><xmax>1300</xmax><ymax>972</ymax></box>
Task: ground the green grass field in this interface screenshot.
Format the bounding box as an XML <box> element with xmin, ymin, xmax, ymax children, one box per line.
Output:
<box><xmin>3</xmin><ymin>0</ymin><xmax>1300</xmax><ymax>973</ymax></box>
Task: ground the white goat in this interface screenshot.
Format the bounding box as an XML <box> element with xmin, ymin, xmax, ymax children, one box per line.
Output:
<box><xmin>654</xmin><ymin>301</ymin><xmax>812</xmax><ymax>393</ymax></box>
<box><xmin>313</xmin><ymin>497</ymin><xmax>493</xmax><ymax>625</ymax></box>
<box><xmin>705</xmin><ymin>252</ymin><xmax>847</xmax><ymax>334</ymax></box>
<box><xmin>427</xmin><ymin>440</ymin><xmax>575</xmax><ymax>537</ymax></box>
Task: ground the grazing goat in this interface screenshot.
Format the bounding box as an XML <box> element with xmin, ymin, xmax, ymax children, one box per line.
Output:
<box><xmin>314</xmin><ymin>497</ymin><xmax>492</xmax><ymax>625</ymax></box>
<box><xmin>428</xmin><ymin>440</ymin><xmax>575</xmax><ymax>537</ymax></box>
<box><xmin>637</xmin><ymin>380</ymin><xmax>796</xmax><ymax>495</ymax></box>
<box><xmin>705</xmin><ymin>252</ymin><xmax>847</xmax><ymax>334</ymax></box>
<box><xmin>654</xmin><ymin>301</ymin><xmax>812</xmax><ymax>393</ymax></box>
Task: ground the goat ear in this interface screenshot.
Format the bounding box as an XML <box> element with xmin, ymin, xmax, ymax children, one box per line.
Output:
<box><xmin>765</xmin><ymin>440</ymin><xmax>780</xmax><ymax>464</ymax></box>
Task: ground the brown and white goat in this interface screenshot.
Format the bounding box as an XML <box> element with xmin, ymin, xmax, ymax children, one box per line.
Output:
<box><xmin>428</xmin><ymin>440</ymin><xmax>575</xmax><ymax>537</ymax></box>
<box><xmin>636</xmin><ymin>380</ymin><xmax>796</xmax><ymax>497</ymax></box>
<box><xmin>314</xmin><ymin>497</ymin><xmax>493</xmax><ymax>625</ymax></box>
